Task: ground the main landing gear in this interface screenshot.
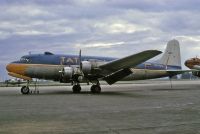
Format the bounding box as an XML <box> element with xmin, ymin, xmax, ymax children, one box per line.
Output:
<box><xmin>72</xmin><ymin>80</ymin><xmax>101</xmax><ymax>94</ymax></box>
<box><xmin>72</xmin><ymin>84</ymin><xmax>81</xmax><ymax>93</ymax></box>
<box><xmin>90</xmin><ymin>85</ymin><xmax>101</xmax><ymax>94</ymax></box>
<box><xmin>90</xmin><ymin>81</ymin><xmax>101</xmax><ymax>93</ymax></box>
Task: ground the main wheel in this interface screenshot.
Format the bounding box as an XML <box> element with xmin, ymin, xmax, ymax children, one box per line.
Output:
<box><xmin>72</xmin><ymin>85</ymin><xmax>81</xmax><ymax>93</ymax></box>
<box><xmin>21</xmin><ymin>86</ymin><xmax>30</xmax><ymax>94</ymax></box>
<box><xmin>91</xmin><ymin>85</ymin><xmax>101</xmax><ymax>94</ymax></box>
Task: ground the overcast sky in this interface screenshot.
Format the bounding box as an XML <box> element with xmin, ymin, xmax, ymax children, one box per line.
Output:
<box><xmin>0</xmin><ymin>0</ymin><xmax>200</xmax><ymax>80</ymax></box>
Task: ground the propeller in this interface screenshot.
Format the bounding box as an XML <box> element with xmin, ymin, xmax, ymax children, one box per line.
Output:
<box><xmin>59</xmin><ymin>50</ymin><xmax>84</xmax><ymax>83</ymax></box>
<box><xmin>73</xmin><ymin>49</ymin><xmax>84</xmax><ymax>82</ymax></box>
<box><xmin>79</xmin><ymin>49</ymin><xmax>82</xmax><ymax>71</ymax></box>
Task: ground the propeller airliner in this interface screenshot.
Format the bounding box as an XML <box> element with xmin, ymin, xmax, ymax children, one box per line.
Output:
<box><xmin>6</xmin><ymin>39</ymin><xmax>188</xmax><ymax>94</ymax></box>
<box><xmin>185</xmin><ymin>57</ymin><xmax>200</xmax><ymax>77</ymax></box>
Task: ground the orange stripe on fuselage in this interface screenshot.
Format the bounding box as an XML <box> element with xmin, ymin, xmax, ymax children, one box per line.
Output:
<box><xmin>6</xmin><ymin>63</ymin><xmax>64</xmax><ymax>76</ymax></box>
<box><xmin>6</xmin><ymin>63</ymin><xmax>29</xmax><ymax>75</ymax></box>
<box><xmin>8</xmin><ymin>72</ymin><xmax>32</xmax><ymax>80</ymax></box>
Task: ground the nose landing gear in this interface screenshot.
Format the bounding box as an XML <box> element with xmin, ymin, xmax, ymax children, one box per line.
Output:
<box><xmin>21</xmin><ymin>86</ymin><xmax>30</xmax><ymax>94</ymax></box>
<box><xmin>20</xmin><ymin>80</ymin><xmax>39</xmax><ymax>95</ymax></box>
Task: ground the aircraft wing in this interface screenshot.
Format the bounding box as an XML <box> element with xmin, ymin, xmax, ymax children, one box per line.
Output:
<box><xmin>100</xmin><ymin>50</ymin><xmax>162</xmax><ymax>85</ymax></box>
<box><xmin>99</xmin><ymin>50</ymin><xmax>162</xmax><ymax>72</ymax></box>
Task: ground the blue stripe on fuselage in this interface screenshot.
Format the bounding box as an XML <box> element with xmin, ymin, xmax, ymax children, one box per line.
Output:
<box><xmin>14</xmin><ymin>54</ymin><xmax>116</xmax><ymax>65</ymax></box>
<box><xmin>135</xmin><ymin>62</ymin><xmax>181</xmax><ymax>70</ymax></box>
<box><xmin>12</xmin><ymin>54</ymin><xmax>181</xmax><ymax>70</ymax></box>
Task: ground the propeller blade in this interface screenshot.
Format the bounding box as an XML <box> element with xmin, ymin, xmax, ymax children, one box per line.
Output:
<box><xmin>79</xmin><ymin>49</ymin><xmax>82</xmax><ymax>70</ymax></box>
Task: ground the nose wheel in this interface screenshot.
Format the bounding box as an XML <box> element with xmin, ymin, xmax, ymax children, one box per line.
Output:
<box><xmin>21</xmin><ymin>86</ymin><xmax>30</xmax><ymax>94</ymax></box>
<box><xmin>20</xmin><ymin>80</ymin><xmax>39</xmax><ymax>95</ymax></box>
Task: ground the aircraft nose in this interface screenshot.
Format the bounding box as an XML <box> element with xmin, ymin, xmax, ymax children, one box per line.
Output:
<box><xmin>6</xmin><ymin>63</ymin><xmax>26</xmax><ymax>75</ymax></box>
<box><xmin>6</xmin><ymin>63</ymin><xmax>12</xmax><ymax>72</ymax></box>
<box><xmin>184</xmin><ymin>60</ymin><xmax>193</xmax><ymax>68</ymax></box>
<box><xmin>184</xmin><ymin>60</ymin><xmax>188</xmax><ymax>66</ymax></box>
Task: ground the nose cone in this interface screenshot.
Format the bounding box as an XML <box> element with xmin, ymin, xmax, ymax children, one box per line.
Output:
<box><xmin>184</xmin><ymin>58</ymin><xmax>196</xmax><ymax>69</ymax></box>
<box><xmin>184</xmin><ymin>60</ymin><xmax>189</xmax><ymax>67</ymax></box>
<box><xmin>6</xmin><ymin>63</ymin><xmax>12</xmax><ymax>72</ymax></box>
<box><xmin>6</xmin><ymin>63</ymin><xmax>26</xmax><ymax>75</ymax></box>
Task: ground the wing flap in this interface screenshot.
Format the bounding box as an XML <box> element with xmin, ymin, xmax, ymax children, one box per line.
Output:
<box><xmin>103</xmin><ymin>68</ymin><xmax>132</xmax><ymax>85</ymax></box>
<box><xmin>99</xmin><ymin>50</ymin><xmax>162</xmax><ymax>72</ymax></box>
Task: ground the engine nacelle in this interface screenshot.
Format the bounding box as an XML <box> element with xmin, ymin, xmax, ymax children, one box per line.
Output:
<box><xmin>192</xmin><ymin>71</ymin><xmax>200</xmax><ymax>77</ymax></box>
<box><xmin>82</xmin><ymin>61</ymin><xmax>92</xmax><ymax>74</ymax></box>
<box><xmin>62</xmin><ymin>67</ymin><xmax>74</xmax><ymax>80</ymax></box>
<box><xmin>60</xmin><ymin>62</ymin><xmax>91</xmax><ymax>83</ymax></box>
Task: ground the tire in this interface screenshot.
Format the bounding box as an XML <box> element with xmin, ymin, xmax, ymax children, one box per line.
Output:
<box><xmin>91</xmin><ymin>85</ymin><xmax>101</xmax><ymax>94</ymax></box>
<box><xmin>72</xmin><ymin>85</ymin><xmax>81</xmax><ymax>93</ymax></box>
<box><xmin>21</xmin><ymin>86</ymin><xmax>30</xmax><ymax>94</ymax></box>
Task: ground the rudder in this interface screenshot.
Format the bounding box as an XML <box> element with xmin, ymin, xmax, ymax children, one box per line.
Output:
<box><xmin>157</xmin><ymin>39</ymin><xmax>181</xmax><ymax>69</ymax></box>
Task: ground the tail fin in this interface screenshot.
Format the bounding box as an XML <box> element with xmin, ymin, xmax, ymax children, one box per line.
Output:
<box><xmin>157</xmin><ymin>39</ymin><xmax>181</xmax><ymax>69</ymax></box>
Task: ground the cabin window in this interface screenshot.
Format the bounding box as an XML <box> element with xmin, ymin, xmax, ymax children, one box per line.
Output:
<box><xmin>145</xmin><ymin>63</ymin><xmax>152</xmax><ymax>68</ymax></box>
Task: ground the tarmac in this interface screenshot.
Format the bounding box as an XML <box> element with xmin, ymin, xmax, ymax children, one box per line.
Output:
<box><xmin>0</xmin><ymin>80</ymin><xmax>200</xmax><ymax>134</ymax></box>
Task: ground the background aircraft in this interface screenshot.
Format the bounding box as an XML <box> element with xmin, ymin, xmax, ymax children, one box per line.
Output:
<box><xmin>185</xmin><ymin>57</ymin><xmax>200</xmax><ymax>77</ymax></box>
<box><xmin>6</xmin><ymin>39</ymin><xmax>187</xmax><ymax>94</ymax></box>
<box><xmin>4</xmin><ymin>78</ymin><xmax>26</xmax><ymax>87</ymax></box>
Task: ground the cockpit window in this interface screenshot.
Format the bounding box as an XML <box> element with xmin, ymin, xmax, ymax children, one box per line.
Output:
<box><xmin>20</xmin><ymin>57</ymin><xmax>30</xmax><ymax>63</ymax></box>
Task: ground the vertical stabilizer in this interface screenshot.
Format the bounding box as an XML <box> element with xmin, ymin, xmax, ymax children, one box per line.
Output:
<box><xmin>157</xmin><ymin>39</ymin><xmax>181</xmax><ymax>69</ymax></box>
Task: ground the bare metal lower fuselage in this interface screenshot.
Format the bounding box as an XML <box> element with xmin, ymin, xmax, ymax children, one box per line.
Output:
<box><xmin>23</xmin><ymin>63</ymin><xmax>170</xmax><ymax>82</ymax></box>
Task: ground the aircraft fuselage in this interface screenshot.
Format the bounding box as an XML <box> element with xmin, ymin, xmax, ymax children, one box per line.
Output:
<box><xmin>6</xmin><ymin>53</ymin><xmax>181</xmax><ymax>82</ymax></box>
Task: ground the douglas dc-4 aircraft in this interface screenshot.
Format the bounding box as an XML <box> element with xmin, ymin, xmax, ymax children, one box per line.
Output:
<box><xmin>185</xmin><ymin>57</ymin><xmax>200</xmax><ymax>77</ymax></box>
<box><xmin>6</xmin><ymin>39</ymin><xmax>188</xmax><ymax>94</ymax></box>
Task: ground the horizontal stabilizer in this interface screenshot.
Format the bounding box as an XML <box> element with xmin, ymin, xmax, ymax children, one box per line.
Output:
<box><xmin>100</xmin><ymin>50</ymin><xmax>162</xmax><ymax>72</ymax></box>
<box><xmin>103</xmin><ymin>68</ymin><xmax>132</xmax><ymax>85</ymax></box>
<box><xmin>167</xmin><ymin>70</ymin><xmax>195</xmax><ymax>77</ymax></box>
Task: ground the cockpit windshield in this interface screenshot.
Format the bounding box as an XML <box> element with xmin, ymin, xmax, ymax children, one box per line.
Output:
<box><xmin>20</xmin><ymin>57</ymin><xmax>30</xmax><ymax>63</ymax></box>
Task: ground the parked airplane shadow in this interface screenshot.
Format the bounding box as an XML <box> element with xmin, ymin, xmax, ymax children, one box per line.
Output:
<box><xmin>36</xmin><ymin>90</ymin><xmax>151</xmax><ymax>98</ymax></box>
<box><xmin>151</xmin><ymin>87</ymin><xmax>200</xmax><ymax>91</ymax></box>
